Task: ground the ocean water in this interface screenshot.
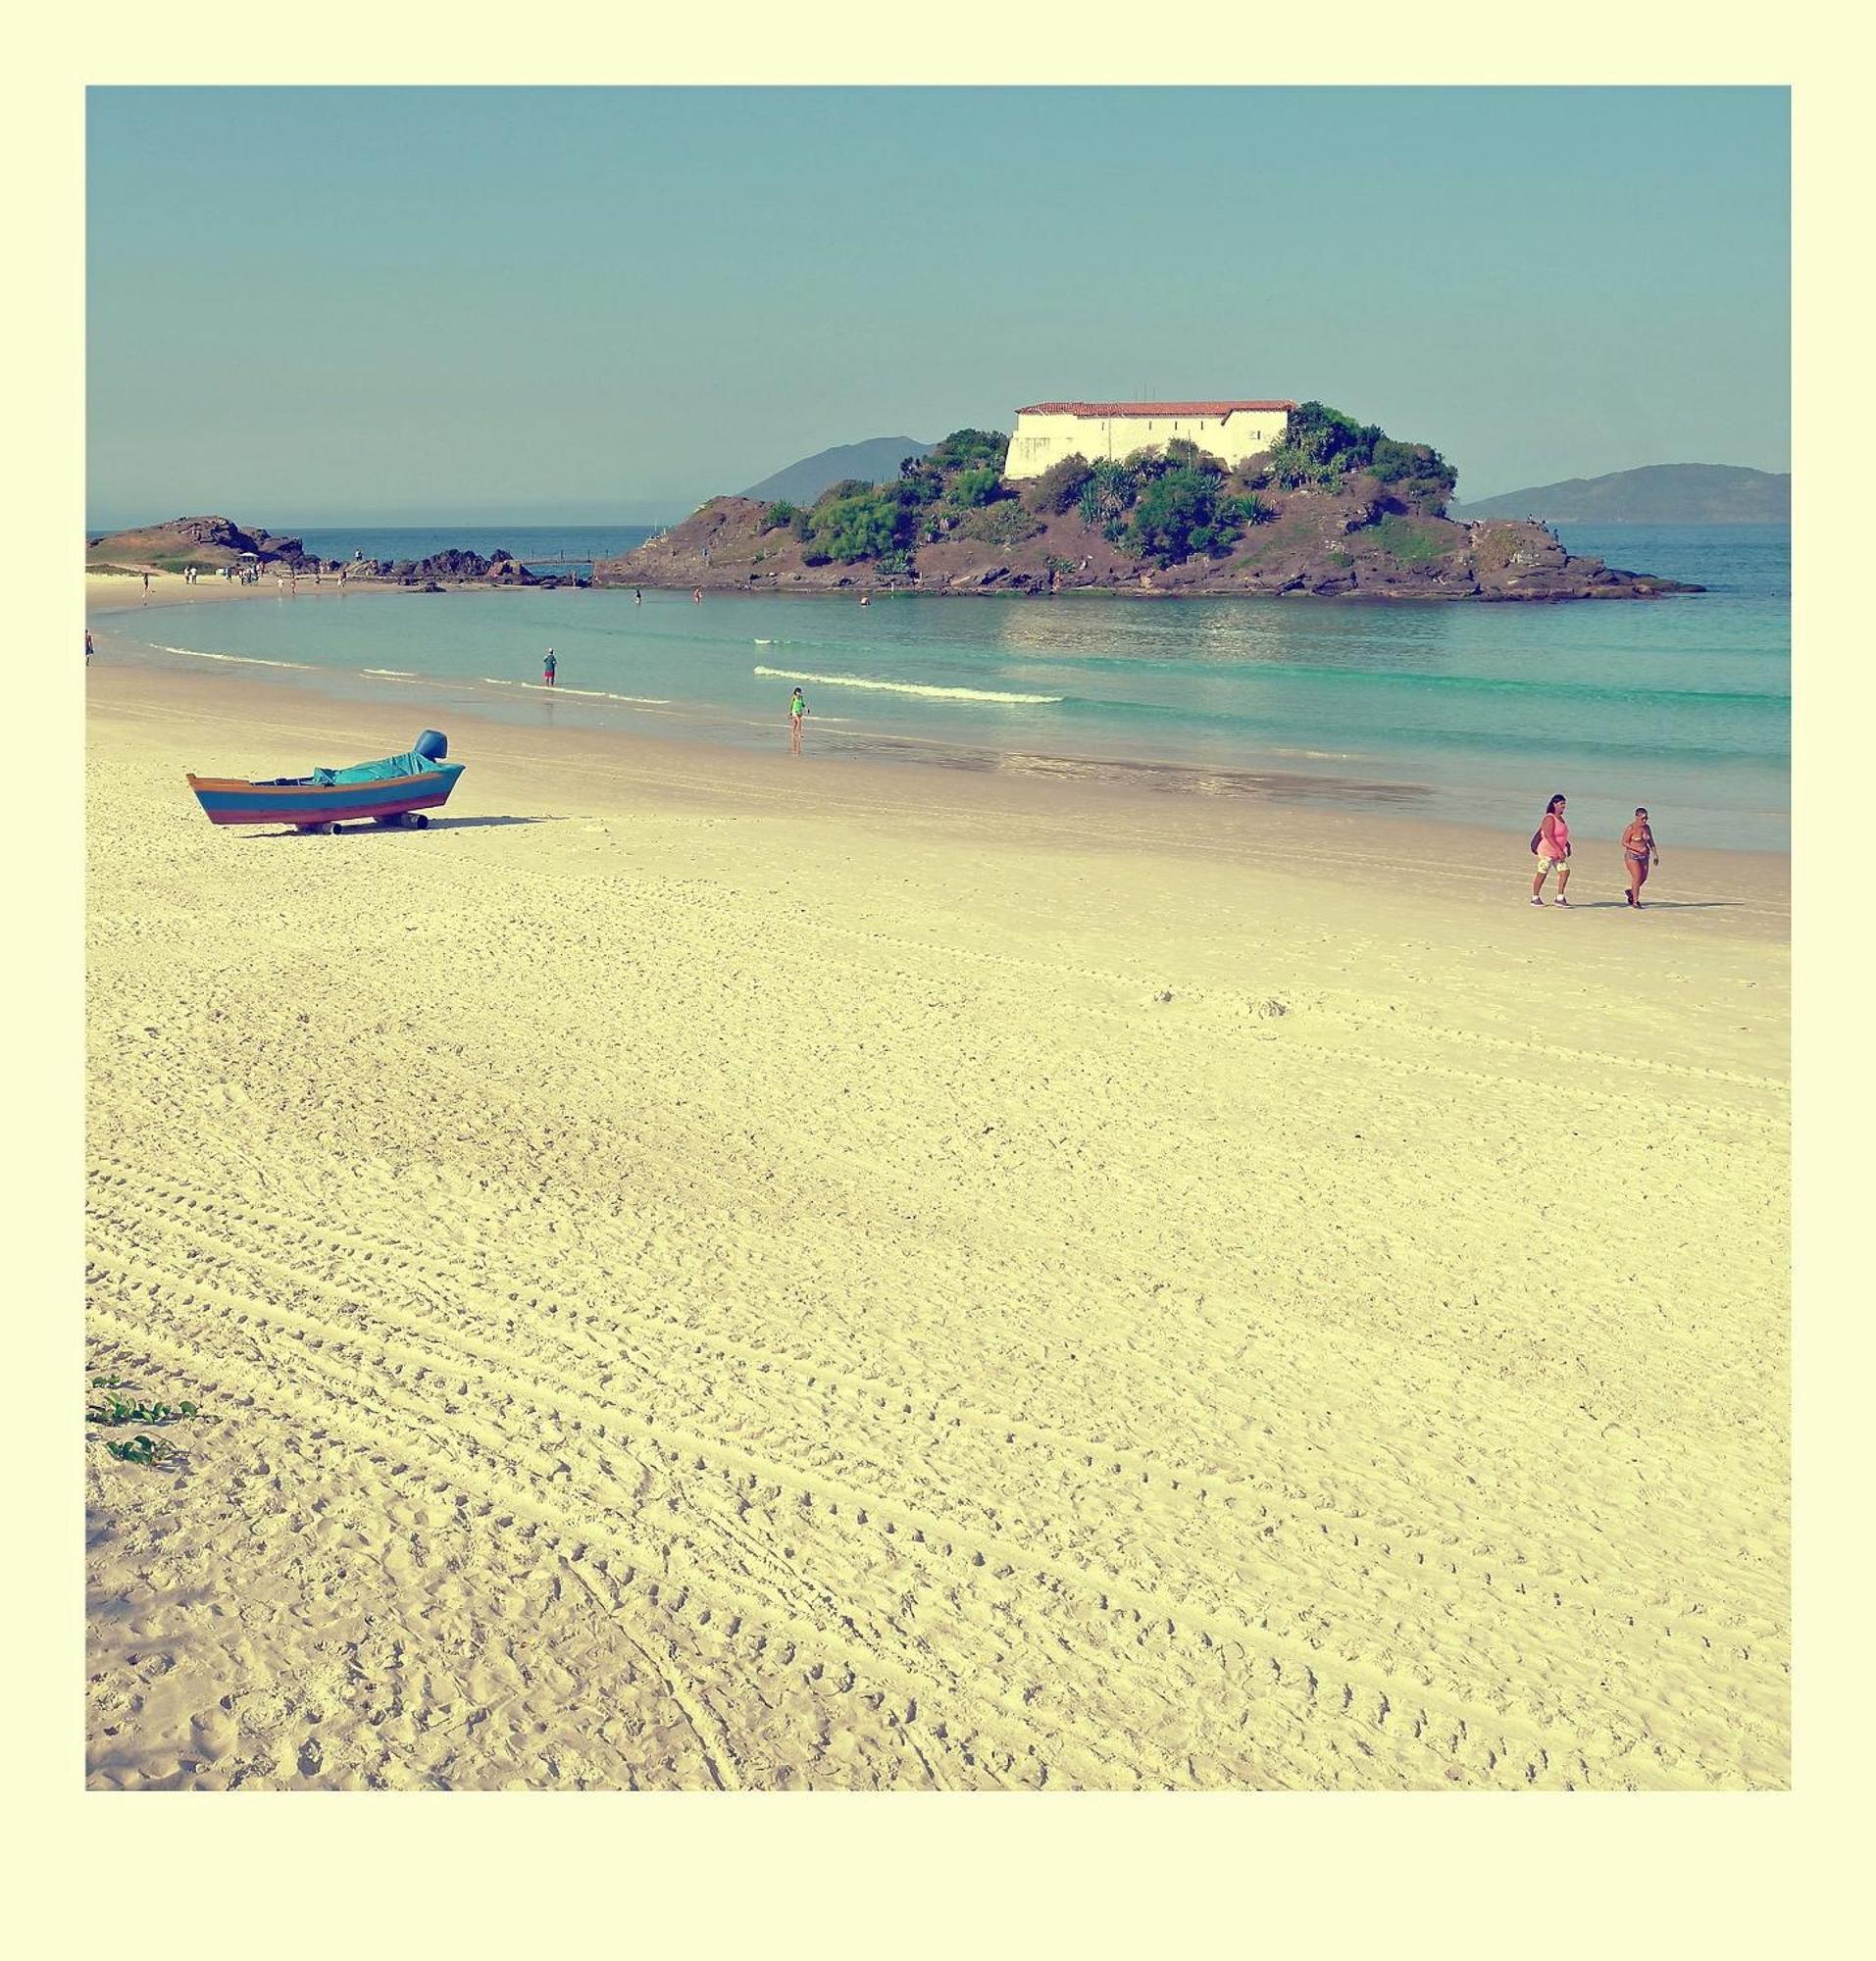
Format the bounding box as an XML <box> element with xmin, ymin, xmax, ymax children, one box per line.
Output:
<box><xmin>100</xmin><ymin>523</ymin><xmax>1790</xmax><ymax>849</ymax></box>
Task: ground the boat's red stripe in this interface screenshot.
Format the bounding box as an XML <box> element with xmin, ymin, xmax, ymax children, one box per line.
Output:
<box><xmin>199</xmin><ymin>789</ymin><xmax>456</xmax><ymax>826</ymax></box>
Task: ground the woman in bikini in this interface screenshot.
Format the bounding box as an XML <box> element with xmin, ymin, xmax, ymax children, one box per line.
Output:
<box><xmin>1531</xmin><ymin>792</ymin><xmax>1572</xmax><ymax>906</ymax></box>
<box><xmin>1621</xmin><ymin>807</ymin><xmax>1659</xmax><ymax>907</ymax></box>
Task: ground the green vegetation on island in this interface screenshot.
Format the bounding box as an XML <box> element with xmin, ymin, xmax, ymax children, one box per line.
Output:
<box><xmin>1265</xmin><ymin>402</ymin><xmax>1458</xmax><ymax>504</ymax></box>
<box><xmin>596</xmin><ymin>403</ymin><xmax>1704</xmax><ymax>600</ymax></box>
<box><xmin>744</xmin><ymin>405</ymin><xmax>1460</xmax><ymax>577</ymax></box>
<box><xmin>760</xmin><ymin>430</ymin><xmax>1016</xmax><ymax>575</ymax></box>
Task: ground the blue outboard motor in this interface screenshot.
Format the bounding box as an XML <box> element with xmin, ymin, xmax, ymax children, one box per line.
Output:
<box><xmin>413</xmin><ymin>729</ymin><xmax>449</xmax><ymax>762</ymax></box>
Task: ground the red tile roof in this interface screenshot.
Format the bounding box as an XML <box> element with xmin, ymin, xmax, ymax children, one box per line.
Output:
<box><xmin>1016</xmin><ymin>400</ymin><xmax>1296</xmax><ymax>419</ymax></box>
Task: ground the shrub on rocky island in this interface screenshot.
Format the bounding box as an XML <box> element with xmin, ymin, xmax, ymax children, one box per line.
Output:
<box><xmin>1268</xmin><ymin>402</ymin><xmax>1457</xmax><ymax>509</ymax></box>
<box><xmin>1025</xmin><ymin>453</ymin><xmax>1094</xmax><ymax>515</ymax></box>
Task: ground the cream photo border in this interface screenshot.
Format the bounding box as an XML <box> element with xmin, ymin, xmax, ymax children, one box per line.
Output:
<box><xmin>10</xmin><ymin>14</ymin><xmax>1856</xmax><ymax>1955</ymax></box>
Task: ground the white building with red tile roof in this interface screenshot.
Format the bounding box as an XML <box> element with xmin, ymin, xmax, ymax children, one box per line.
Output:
<box><xmin>1005</xmin><ymin>400</ymin><xmax>1296</xmax><ymax>479</ymax></box>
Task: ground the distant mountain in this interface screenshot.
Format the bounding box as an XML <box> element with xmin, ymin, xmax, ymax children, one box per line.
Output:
<box><xmin>743</xmin><ymin>436</ymin><xmax>932</xmax><ymax>505</ymax></box>
<box><xmin>1451</xmin><ymin>464</ymin><xmax>1789</xmax><ymax>525</ymax></box>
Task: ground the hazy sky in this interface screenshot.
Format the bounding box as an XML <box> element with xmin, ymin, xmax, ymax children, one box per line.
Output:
<box><xmin>87</xmin><ymin>86</ymin><xmax>1789</xmax><ymax>528</ymax></box>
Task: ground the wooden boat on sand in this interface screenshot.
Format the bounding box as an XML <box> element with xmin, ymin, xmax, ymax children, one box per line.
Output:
<box><xmin>187</xmin><ymin>729</ymin><xmax>464</xmax><ymax>832</ymax></box>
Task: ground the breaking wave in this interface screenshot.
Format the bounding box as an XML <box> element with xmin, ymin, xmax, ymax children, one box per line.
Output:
<box><xmin>156</xmin><ymin>645</ymin><xmax>309</xmax><ymax>670</ymax></box>
<box><xmin>753</xmin><ymin>666</ymin><xmax>1062</xmax><ymax>705</ymax></box>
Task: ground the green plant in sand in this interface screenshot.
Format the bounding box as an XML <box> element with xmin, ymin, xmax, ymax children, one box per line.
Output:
<box><xmin>88</xmin><ymin>1374</ymin><xmax>209</xmax><ymax>1467</ymax></box>
<box><xmin>105</xmin><ymin>1433</ymin><xmax>177</xmax><ymax>1467</ymax></box>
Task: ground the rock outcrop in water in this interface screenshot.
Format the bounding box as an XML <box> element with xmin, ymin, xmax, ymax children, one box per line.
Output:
<box><xmin>88</xmin><ymin>519</ymin><xmax>569</xmax><ymax>587</ymax></box>
<box><xmin>349</xmin><ymin>547</ymin><xmax>539</xmax><ymax>585</ymax></box>
<box><xmin>596</xmin><ymin>494</ymin><xmax>1699</xmax><ymax>601</ymax></box>
<box><xmin>595</xmin><ymin>412</ymin><xmax>1702</xmax><ymax>601</ymax></box>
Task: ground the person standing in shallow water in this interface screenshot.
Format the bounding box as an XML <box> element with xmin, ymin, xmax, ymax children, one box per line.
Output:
<box><xmin>788</xmin><ymin>686</ymin><xmax>808</xmax><ymax>756</ymax></box>
<box><xmin>1531</xmin><ymin>792</ymin><xmax>1572</xmax><ymax>906</ymax></box>
<box><xmin>84</xmin><ymin>629</ymin><xmax>93</xmax><ymax>665</ymax></box>
<box><xmin>1621</xmin><ymin>807</ymin><xmax>1660</xmax><ymax>907</ymax></box>
<box><xmin>542</xmin><ymin>649</ymin><xmax>557</xmax><ymax>687</ymax></box>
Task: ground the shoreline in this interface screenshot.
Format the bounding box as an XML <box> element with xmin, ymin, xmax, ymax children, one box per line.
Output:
<box><xmin>85</xmin><ymin>657</ymin><xmax>1793</xmax><ymax>917</ymax></box>
<box><xmin>593</xmin><ymin>577</ymin><xmax>1709</xmax><ymax>605</ymax></box>
<box><xmin>86</xmin><ymin>569</ymin><xmax>536</xmax><ymax>616</ymax></box>
<box><xmin>86</xmin><ymin>563</ymin><xmax>1707</xmax><ymax>616</ymax></box>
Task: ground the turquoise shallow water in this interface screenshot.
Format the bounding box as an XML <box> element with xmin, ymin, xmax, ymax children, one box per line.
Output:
<box><xmin>99</xmin><ymin>523</ymin><xmax>1789</xmax><ymax>850</ymax></box>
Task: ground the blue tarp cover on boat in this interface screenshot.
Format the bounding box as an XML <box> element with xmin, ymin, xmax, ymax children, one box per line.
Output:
<box><xmin>312</xmin><ymin>750</ymin><xmax>431</xmax><ymax>786</ymax></box>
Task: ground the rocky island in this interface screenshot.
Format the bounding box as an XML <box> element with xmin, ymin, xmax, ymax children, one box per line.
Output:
<box><xmin>85</xmin><ymin>516</ymin><xmax>574</xmax><ymax>588</ymax></box>
<box><xmin>595</xmin><ymin>406</ymin><xmax>1700</xmax><ymax>601</ymax></box>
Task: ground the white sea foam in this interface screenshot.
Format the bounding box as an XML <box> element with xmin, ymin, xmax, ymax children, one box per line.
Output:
<box><xmin>519</xmin><ymin>683</ymin><xmax>671</xmax><ymax>704</ymax></box>
<box><xmin>363</xmin><ymin>668</ymin><xmax>419</xmax><ymax>679</ymax></box>
<box><xmin>157</xmin><ymin>645</ymin><xmax>309</xmax><ymax>670</ymax></box>
<box><xmin>753</xmin><ymin>666</ymin><xmax>1061</xmax><ymax>706</ymax></box>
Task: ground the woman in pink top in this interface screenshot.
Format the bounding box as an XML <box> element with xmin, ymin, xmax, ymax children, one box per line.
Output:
<box><xmin>1530</xmin><ymin>792</ymin><xmax>1572</xmax><ymax>906</ymax></box>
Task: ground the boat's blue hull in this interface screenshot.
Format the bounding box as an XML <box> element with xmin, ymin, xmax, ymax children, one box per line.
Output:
<box><xmin>187</xmin><ymin>761</ymin><xmax>465</xmax><ymax>828</ymax></box>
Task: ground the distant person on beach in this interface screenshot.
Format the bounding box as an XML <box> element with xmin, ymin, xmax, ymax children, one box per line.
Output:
<box><xmin>140</xmin><ymin>572</ymin><xmax>149</xmax><ymax>598</ymax></box>
<box><xmin>788</xmin><ymin>686</ymin><xmax>808</xmax><ymax>756</ymax></box>
<box><xmin>1531</xmin><ymin>793</ymin><xmax>1572</xmax><ymax>906</ymax></box>
<box><xmin>634</xmin><ymin>588</ymin><xmax>642</xmax><ymax>605</ymax></box>
<box><xmin>1621</xmin><ymin>808</ymin><xmax>1660</xmax><ymax>908</ymax></box>
<box><xmin>693</xmin><ymin>587</ymin><xmax>703</xmax><ymax>604</ymax></box>
<box><xmin>859</xmin><ymin>593</ymin><xmax>869</xmax><ymax>606</ymax></box>
<box><xmin>543</xmin><ymin>649</ymin><xmax>557</xmax><ymax>687</ymax></box>
<box><xmin>85</xmin><ymin>629</ymin><xmax>93</xmax><ymax>665</ymax></box>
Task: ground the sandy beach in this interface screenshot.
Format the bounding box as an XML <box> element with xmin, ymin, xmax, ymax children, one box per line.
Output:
<box><xmin>84</xmin><ymin>659</ymin><xmax>1790</xmax><ymax>1790</ymax></box>
<box><xmin>87</xmin><ymin>568</ymin><xmax>445</xmax><ymax>615</ymax></box>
